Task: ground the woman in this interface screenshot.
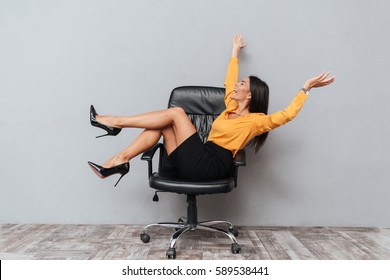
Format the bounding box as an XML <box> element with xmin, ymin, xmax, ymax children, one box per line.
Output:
<box><xmin>88</xmin><ymin>34</ymin><xmax>335</xmax><ymax>186</ymax></box>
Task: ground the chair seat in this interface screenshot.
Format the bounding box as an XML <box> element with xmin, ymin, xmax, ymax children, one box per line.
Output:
<box><xmin>149</xmin><ymin>172</ymin><xmax>235</xmax><ymax>195</ymax></box>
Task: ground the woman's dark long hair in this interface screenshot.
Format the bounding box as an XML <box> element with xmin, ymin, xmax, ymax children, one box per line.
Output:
<box><xmin>248</xmin><ymin>75</ymin><xmax>269</xmax><ymax>153</ymax></box>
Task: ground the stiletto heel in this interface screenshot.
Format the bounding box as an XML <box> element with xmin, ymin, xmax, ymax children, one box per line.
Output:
<box><xmin>114</xmin><ymin>173</ymin><xmax>126</xmax><ymax>187</ymax></box>
<box><xmin>87</xmin><ymin>161</ymin><xmax>130</xmax><ymax>187</ymax></box>
<box><xmin>90</xmin><ymin>105</ymin><xmax>122</xmax><ymax>138</ymax></box>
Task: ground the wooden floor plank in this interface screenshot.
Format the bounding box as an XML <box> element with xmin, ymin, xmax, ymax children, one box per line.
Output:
<box><xmin>253</xmin><ymin>229</ymin><xmax>291</xmax><ymax>260</ymax></box>
<box><xmin>272</xmin><ymin>230</ymin><xmax>316</xmax><ymax>260</ymax></box>
<box><xmin>247</xmin><ymin>230</ymin><xmax>272</xmax><ymax>259</ymax></box>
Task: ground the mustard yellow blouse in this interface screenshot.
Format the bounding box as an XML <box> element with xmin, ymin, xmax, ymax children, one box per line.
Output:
<box><xmin>207</xmin><ymin>57</ymin><xmax>308</xmax><ymax>157</ymax></box>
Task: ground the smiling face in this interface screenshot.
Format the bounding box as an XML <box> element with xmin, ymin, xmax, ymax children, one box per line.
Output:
<box><xmin>231</xmin><ymin>77</ymin><xmax>251</xmax><ymax>103</ymax></box>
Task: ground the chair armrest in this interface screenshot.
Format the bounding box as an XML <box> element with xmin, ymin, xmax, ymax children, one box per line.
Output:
<box><xmin>141</xmin><ymin>143</ymin><xmax>164</xmax><ymax>178</ymax></box>
<box><xmin>233</xmin><ymin>149</ymin><xmax>246</xmax><ymax>167</ymax></box>
<box><xmin>232</xmin><ymin>149</ymin><xmax>245</xmax><ymax>188</ymax></box>
<box><xmin>141</xmin><ymin>143</ymin><xmax>164</xmax><ymax>161</ymax></box>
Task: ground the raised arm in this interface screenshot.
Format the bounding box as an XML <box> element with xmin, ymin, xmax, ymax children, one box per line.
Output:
<box><xmin>224</xmin><ymin>35</ymin><xmax>246</xmax><ymax>106</ymax></box>
<box><xmin>258</xmin><ymin>72</ymin><xmax>336</xmax><ymax>132</ymax></box>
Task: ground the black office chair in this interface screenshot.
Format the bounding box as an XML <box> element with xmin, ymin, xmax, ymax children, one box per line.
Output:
<box><xmin>140</xmin><ymin>86</ymin><xmax>246</xmax><ymax>259</ymax></box>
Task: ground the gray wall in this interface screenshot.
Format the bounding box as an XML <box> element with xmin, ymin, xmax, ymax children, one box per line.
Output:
<box><xmin>1</xmin><ymin>0</ymin><xmax>389</xmax><ymax>227</ymax></box>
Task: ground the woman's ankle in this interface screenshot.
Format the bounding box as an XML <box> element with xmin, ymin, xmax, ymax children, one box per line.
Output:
<box><xmin>97</xmin><ymin>115</ymin><xmax>121</xmax><ymax>128</ymax></box>
<box><xmin>103</xmin><ymin>155</ymin><xmax>128</xmax><ymax>168</ymax></box>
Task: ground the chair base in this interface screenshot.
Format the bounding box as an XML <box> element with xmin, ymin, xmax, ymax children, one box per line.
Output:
<box><xmin>140</xmin><ymin>194</ymin><xmax>241</xmax><ymax>259</ymax></box>
<box><xmin>140</xmin><ymin>218</ymin><xmax>241</xmax><ymax>259</ymax></box>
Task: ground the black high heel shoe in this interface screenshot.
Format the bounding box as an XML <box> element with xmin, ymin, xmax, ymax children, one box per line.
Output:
<box><xmin>87</xmin><ymin>161</ymin><xmax>130</xmax><ymax>187</ymax></box>
<box><xmin>90</xmin><ymin>105</ymin><xmax>122</xmax><ymax>138</ymax></box>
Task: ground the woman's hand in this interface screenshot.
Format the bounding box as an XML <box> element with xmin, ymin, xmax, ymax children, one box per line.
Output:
<box><xmin>231</xmin><ymin>34</ymin><xmax>246</xmax><ymax>58</ymax></box>
<box><xmin>303</xmin><ymin>72</ymin><xmax>336</xmax><ymax>92</ymax></box>
<box><xmin>233</xmin><ymin>34</ymin><xmax>246</xmax><ymax>49</ymax></box>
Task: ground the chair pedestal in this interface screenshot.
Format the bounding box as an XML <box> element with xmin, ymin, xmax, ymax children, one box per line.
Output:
<box><xmin>140</xmin><ymin>195</ymin><xmax>241</xmax><ymax>259</ymax></box>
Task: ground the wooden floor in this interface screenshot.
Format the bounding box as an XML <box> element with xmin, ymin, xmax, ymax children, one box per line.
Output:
<box><xmin>1</xmin><ymin>224</ymin><xmax>390</xmax><ymax>260</ymax></box>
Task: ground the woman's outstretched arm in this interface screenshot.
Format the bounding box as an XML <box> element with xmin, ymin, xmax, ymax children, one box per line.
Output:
<box><xmin>257</xmin><ymin>72</ymin><xmax>336</xmax><ymax>132</ymax></box>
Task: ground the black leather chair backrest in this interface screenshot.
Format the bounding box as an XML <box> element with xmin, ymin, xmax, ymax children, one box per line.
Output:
<box><xmin>168</xmin><ymin>86</ymin><xmax>225</xmax><ymax>143</ymax></box>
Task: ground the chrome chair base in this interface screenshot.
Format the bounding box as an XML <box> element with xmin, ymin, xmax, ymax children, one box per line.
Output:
<box><xmin>140</xmin><ymin>219</ymin><xmax>241</xmax><ymax>259</ymax></box>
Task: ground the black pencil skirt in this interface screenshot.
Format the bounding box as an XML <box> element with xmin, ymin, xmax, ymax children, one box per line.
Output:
<box><xmin>167</xmin><ymin>132</ymin><xmax>234</xmax><ymax>181</ymax></box>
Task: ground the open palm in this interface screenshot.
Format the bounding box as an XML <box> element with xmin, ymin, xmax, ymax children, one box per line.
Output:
<box><xmin>304</xmin><ymin>72</ymin><xmax>336</xmax><ymax>91</ymax></box>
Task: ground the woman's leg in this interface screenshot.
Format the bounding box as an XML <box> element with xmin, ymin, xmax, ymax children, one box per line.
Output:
<box><xmin>102</xmin><ymin>126</ymin><xmax>187</xmax><ymax>168</ymax></box>
<box><xmin>97</xmin><ymin>107</ymin><xmax>196</xmax><ymax>149</ymax></box>
<box><xmin>102</xmin><ymin>129</ymin><xmax>161</xmax><ymax>168</ymax></box>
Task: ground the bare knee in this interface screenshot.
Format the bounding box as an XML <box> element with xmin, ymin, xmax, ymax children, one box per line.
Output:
<box><xmin>169</xmin><ymin>107</ymin><xmax>186</xmax><ymax>117</ymax></box>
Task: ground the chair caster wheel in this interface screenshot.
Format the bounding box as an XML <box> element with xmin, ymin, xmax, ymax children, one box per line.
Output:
<box><xmin>166</xmin><ymin>248</ymin><xmax>176</xmax><ymax>259</ymax></box>
<box><xmin>140</xmin><ymin>233</ymin><xmax>150</xmax><ymax>243</ymax></box>
<box><xmin>229</xmin><ymin>227</ymin><xmax>239</xmax><ymax>237</ymax></box>
<box><xmin>231</xmin><ymin>243</ymin><xmax>241</xmax><ymax>254</ymax></box>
